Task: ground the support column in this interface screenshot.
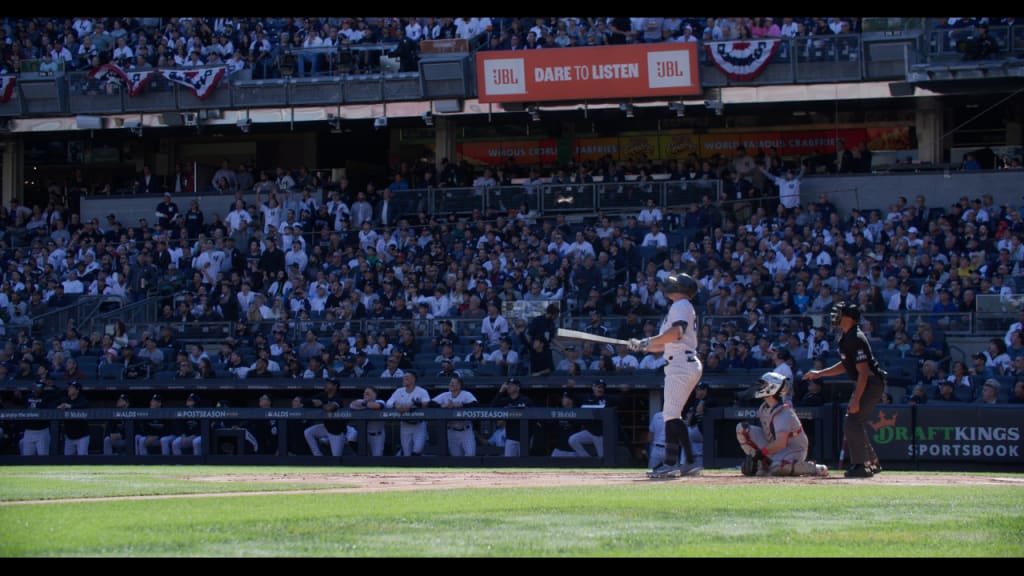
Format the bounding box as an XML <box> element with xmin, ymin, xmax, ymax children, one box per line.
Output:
<box><xmin>1004</xmin><ymin>99</ymin><xmax>1023</xmax><ymax>148</ymax></box>
<box><xmin>434</xmin><ymin>115</ymin><xmax>457</xmax><ymax>171</ymax></box>
<box><xmin>1</xmin><ymin>138</ymin><xmax>23</xmax><ymax>205</ymax></box>
<box><xmin>915</xmin><ymin>96</ymin><xmax>944</xmax><ymax>164</ymax></box>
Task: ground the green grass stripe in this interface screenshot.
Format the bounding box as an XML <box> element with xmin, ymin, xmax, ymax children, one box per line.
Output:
<box><xmin>0</xmin><ymin>469</ymin><xmax>1021</xmax><ymax>557</ymax></box>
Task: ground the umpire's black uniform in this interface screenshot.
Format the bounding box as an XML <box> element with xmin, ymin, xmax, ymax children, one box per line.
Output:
<box><xmin>838</xmin><ymin>324</ymin><xmax>885</xmax><ymax>470</ymax></box>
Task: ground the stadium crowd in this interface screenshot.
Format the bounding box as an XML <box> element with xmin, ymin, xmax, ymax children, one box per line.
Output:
<box><xmin>0</xmin><ymin>148</ymin><xmax>1022</xmax><ymax>400</ymax></box>
<box><xmin>2</xmin><ymin>16</ymin><xmax>946</xmax><ymax>80</ymax></box>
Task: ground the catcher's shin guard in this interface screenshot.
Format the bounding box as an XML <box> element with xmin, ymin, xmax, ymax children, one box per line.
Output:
<box><xmin>665</xmin><ymin>418</ymin><xmax>691</xmax><ymax>466</ymax></box>
<box><xmin>741</xmin><ymin>454</ymin><xmax>759</xmax><ymax>476</ymax></box>
<box><xmin>788</xmin><ymin>460</ymin><xmax>829</xmax><ymax>477</ymax></box>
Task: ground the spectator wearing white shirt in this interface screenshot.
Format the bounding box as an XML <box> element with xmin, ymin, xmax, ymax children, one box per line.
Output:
<box><xmin>380</xmin><ymin>355</ymin><xmax>405</xmax><ymax>379</ymax></box>
<box><xmin>486</xmin><ymin>337</ymin><xmax>520</xmax><ymax>374</ymax></box>
<box><xmin>284</xmin><ymin>240</ymin><xmax>309</xmax><ymax>273</ymax></box>
<box><xmin>641</xmin><ymin>222</ymin><xmax>668</xmax><ymax>249</ymax></box>
<box><xmin>887</xmin><ymin>281</ymin><xmax>918</xmax><ymax>312</ymax></box>
<box><xmin>405</xmin><ymin>19</ymin><xmax>424</xmax><ymax>42</ymax></box>
<box><xmin>112</xmin><ymin>37</ymin><xmax>134</xmax><ymax>64</ymax></box>
<box><xmin>638</xmin><ymin>196</ymin><xmax>663</xmax><ymax>224</ymax></box>
<box><xmin>639</xmin><ymin>351</ymin><xmax>667</xmax><ymax>371</ymax></box>
<box><xmin>481</xmin><ymin>303</ymin><xmax>510</xmax><ymax>349</ymax></box>
<box><xmin>61</xmin><ymin>270</ymin><xmax>85</xmax><ymax>294</ymax></box>
<box><xmin>568</xmin><ymin>231</ymin><xmax>596</xmax><ymax>262</ymax></box>
<box><xmin>611</xmin><ymin>345</ymin><xmax>639</xmax><ymax>372</ymax></box>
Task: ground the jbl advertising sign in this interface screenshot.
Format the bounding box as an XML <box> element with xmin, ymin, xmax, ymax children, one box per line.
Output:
<box><xmin>477</xmin><ymin>44</ymin><xmax>701</xmax><ymax>103</ymax></box>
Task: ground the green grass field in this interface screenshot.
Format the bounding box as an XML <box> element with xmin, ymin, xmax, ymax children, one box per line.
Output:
<box><xmin>1</xmin><ymin>466</ymin><xmax>1022</xmax><ymax>557</ymax></box>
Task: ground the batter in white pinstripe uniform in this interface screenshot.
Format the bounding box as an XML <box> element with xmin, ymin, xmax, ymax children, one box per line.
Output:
<box><xmin>629</xmin><ymin>273</ymin><xmax>703</xmax><ymax>479</ymax></box>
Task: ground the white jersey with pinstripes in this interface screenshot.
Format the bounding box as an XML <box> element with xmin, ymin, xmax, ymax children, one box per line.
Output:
<box><xmin>661</xmin><ymin>298</ymin><xmax>698</xmax><ymax>357</ymax></box>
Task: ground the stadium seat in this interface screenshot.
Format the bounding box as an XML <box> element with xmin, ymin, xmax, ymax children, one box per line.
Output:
<box><xmin>98</xmin><ymin>364</ymin><xmax>124</xmax><ymax>380</ymax></box>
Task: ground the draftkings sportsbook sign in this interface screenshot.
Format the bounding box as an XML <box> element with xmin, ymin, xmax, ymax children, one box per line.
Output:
<box><xmin>868</xmin><ymin>405</ymin><xmax>1022</xmax><ymax>463</ymax></box>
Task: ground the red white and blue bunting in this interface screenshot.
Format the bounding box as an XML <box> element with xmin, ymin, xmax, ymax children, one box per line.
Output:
<box><xmin>0</xmin><ymin>75</ymin><xmax>16</xmax><ymax>103</ymax></box>
<box><xmin>88</xmin><ymin>63</ymin><xmax>155</xmax><ymax>97</ymax></box>
<box><xmin>705</xmin><ymin>39</ymin><xmax>780</xmax><ymax>81</ymax></box>
<box><xmin>159</xmin><ymin>67</ymin><xmax>226</xmax><ymax>100</ymax></box>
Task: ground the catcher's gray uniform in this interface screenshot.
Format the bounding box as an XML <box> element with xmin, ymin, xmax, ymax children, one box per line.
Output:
<box><xmin>736</xmin><ymin>401</ymin><xmax>823</xmax><ymax>476</ymax></box>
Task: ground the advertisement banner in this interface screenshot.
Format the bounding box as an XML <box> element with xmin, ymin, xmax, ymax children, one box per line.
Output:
<box><xmin>477</xmin><ymin>44</ymin><xmax>701</xmax><ymax>103</ymax></box>
<box><xmin>619</xmin><ymin>134</ymin><xmax>660</xmax><ymax>162</ymax></box>
<box><xmin>695</xmin><ymin>128</ymin><xmax>911</xmax><ymax>158</ymax></box>
<box><xmin>867</xmin><ymin>405</ymin><xmax>1024</xmax><ymax>463</ymax></box>
<box><xmin>864</xmin><ymin>405</ymin><xmax>914</xmax><ymax>462</ymax></box>
<box><xmin>573</xmin><ymin>137</ymin><xmax>621</xmax><ymax>162</ymax></box>
<box><xmin>458</xmin><ymin>139</ymin><xmax>558</xmax><ymax>166</ymax></box>
<box><xmin>912</xmin><ymin>406</ymin><xmax>1023</xmax><ymax>463</ymax></box>
<box><xmin>659</xmin><ymin>131</ymin><xmax>701</xmax><ymax>160</ymax></box>
<box><xmin>864</xmin><ymin>126</ymin><xmax>912</xmax><ymax>151</ymax></box>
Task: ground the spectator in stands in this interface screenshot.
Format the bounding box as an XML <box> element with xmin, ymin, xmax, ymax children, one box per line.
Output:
<box><xmin>977</xmin><ymin>378</ymin><xmax>1001</xmax><ymax>404</ymax></box>
<box><xmin>944</xmin><ymin>361</ymin><xmax>974</xmax><ymax>402</ymax></box>
<box><xmin>1010</xmin><ymin>380</ymin><xmax>1024</xmax><ymax>404</ymax></box>
<box><xmin>932</xmin><ymin>380</ymin><xmax>961</xmax><ymax>403</ymax></box>
<box><xmin>984</xmin><ymin>337</ymin><xmax>1013</xmax><ymax>375</ymax></box>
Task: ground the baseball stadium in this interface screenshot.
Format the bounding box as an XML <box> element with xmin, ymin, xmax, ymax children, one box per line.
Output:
<box><xmin>0</xmin><ymin>16</ymin><xmax>1022</xmax><ymax>557</ymax></box>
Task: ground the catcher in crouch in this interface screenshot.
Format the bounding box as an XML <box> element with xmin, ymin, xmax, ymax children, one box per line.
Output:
<box><xmin>736</xmin><ymin>371</ymin><xmax>829</xmax><ymax>477</ymax></box>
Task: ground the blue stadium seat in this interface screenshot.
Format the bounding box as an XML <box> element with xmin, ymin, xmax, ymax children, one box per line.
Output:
<box><xmin>98</xmin><ymin>364</ymin><xmax>124</xmax><ymax>380</ymax></box>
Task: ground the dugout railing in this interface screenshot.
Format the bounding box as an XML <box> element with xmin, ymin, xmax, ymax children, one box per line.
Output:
<box><xmin>0</xmin><ymin>406</ymin><xmax>618</xmax><ymax>467</ymax></box>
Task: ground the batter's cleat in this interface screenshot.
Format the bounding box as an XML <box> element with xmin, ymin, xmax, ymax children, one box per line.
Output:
<box><xmin>814</xmin><ymin>464</ymin><xmax>830</xmax><ymax>477</ymax></box>
<box><xmin>679</xmin><ymin>461</ymin><xmax>704</xmax><ymax>476</ymax></box>
<box><xmin>844</xmin><ymin>464</ymin><xmax>874</xmax><ymax>478</ymax></box>
<box><xmin>647</xmin><ymin>463</ymin><xmax>685</xmax><ymax>479</ymax></box>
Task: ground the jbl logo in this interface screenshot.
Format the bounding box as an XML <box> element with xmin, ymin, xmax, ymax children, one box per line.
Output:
<box><xmin>655</xmin><ymin>60</ymin><xmax>686</xmax><ymax>78</ymax></box>
<box><xmin>492</xmin><ymin>68</ymin><xmax>519</xmax><ymax>85</ymax></box>
<box><xmin>483</xmin><ymin>58</ymin><xmax>526</xmax><ymax>95</ymax></box>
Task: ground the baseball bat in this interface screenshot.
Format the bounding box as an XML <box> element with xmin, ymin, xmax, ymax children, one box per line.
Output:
<box><xmin>556</xmin><ymin>328</ymin><xmax>631</xmax><ymax>348</ymax></box>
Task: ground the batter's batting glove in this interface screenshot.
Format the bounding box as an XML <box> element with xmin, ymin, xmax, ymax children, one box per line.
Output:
<box><xmin>627</xmin><ymin>337</ymin><xmax>650</xmax><ymax>353</ymax></box>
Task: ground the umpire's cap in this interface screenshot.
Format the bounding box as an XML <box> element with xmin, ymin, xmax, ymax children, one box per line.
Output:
<box><xmin>662</xmin><ymin>273</ymin><xmax>698</xmax><ymax>299</ymax></box>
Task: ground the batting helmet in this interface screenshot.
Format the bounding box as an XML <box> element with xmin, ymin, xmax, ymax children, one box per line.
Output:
<box><xmin>662</xmin><ymin>273</ymin><xmax>698</xmax><ymax>299</ymax></box>
<box><xmin>754</xmin><ymin>371</ymin><xmax>789</xmax><ymax>399</ymax></box>
<box><xmin>830</xmin><ymin>301</ymin><xmax>861</xmax><ymax>327</ymax></box>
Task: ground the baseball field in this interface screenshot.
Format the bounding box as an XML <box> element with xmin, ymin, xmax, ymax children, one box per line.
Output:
<box><xmin>1</xmin><ymin>466</ymin><xmax>1022</xmax><ymax>557</ymax></box>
